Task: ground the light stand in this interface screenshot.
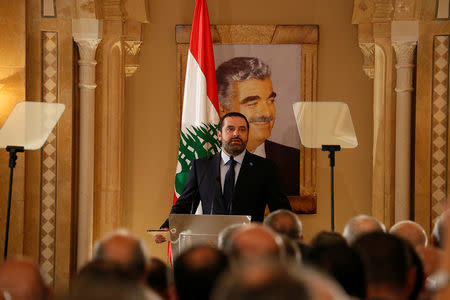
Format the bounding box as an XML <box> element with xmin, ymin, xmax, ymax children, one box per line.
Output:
<box><xmin>4</xmin><ymin>146</ymin><xmax>24</xmax><ymax>259</ymax></box>
<box><xmin>321</xmin><ymin>145</ymin><xmax>341</xmax><ymax>232</ymax></box>
<box><xmin>0</xmin><ymin>101</ymin><xmax>65</xmax><ymax>260</ymax></box>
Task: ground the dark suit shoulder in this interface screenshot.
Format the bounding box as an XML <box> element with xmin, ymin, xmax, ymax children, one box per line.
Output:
<box><xmin>265</xmin><ymin>140</ymin><xmax>300</xmax><ymax>156</ymax></box>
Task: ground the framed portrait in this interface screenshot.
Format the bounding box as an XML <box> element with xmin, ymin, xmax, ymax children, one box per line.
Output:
<box><xmin>176</xmin><ymin>25</ymin><xmax>318</xmax><ymax>213</ymax></box>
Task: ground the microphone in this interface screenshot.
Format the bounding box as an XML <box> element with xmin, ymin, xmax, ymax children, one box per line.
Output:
<box><xmin>210</xmin><ymin>176</ymin><xmax>220</xmax><ymax>215</ymax></box>
<box><xmin>190</xmin><ymin>155</ymin><xmax>214</xmax><ymax>214</ymax></box>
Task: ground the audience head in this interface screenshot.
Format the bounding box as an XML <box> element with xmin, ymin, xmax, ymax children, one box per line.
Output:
<box><xmin>306</xmin><ymin>244</ymin><xmax>366</xmax><ymax>299</ymax></box>
<box><xmin>406</xmin><ymin>243</ymin><xmax>425</xmax><ymax>300</ymax></box>
<box><xmin>310</xmin><ymin>231</ymin><xmax>347</xmax><ymax>248</ymax></box>
<box><xmin>224</xmin><ymin>224</ymin><xmax>285</xmax><ymax>262</ymax></box>
<box><xmin>343</xmin><ymin>214</ymin><xmax>386</xmax><ymax>244</ymax></box>
<box><xmin>92</xmin><ymin>229</ymin><xmax>147</xmax><ymax>280</ymax></box>
<box><xmin>416</xmin><ymin>245</ymin><xmax>443</xmax><ymax>278</ymax></box>
<box><xmin>431</xmin><ymin>210</ymin><xmax>450</xmax><ymax>248</ymax></box>
<box><xmin>146</xmin><ymin>257</ymin><xmax>170</xmax><ymax>299</ymax></box>
<box><xmin>353</xmin><ymin>232</ymin><xmax>415</xmax><ymax>300</ymax></box>
<box><xmin>69</xmin><ymin>260</ymin><xmax>159</xmax><ymax>300</ymax></box>
<box><xmin>390</xmin><ymin>220</ymin><xmax>428</xmax><ymax>247</ymax></box>
<box><xmin>263</xmin><ymin>209</ymin><xmax>303</xmax><ymax>240</ymax></box>
<box><xmin>173</xmin><ymin>244</ymin><xmax>229</xmax><ymax>300</ymax></box>
<box><xmin>211</xmin><ymin>261</ymin><xmax>312</xmax><ymax>300</ymax></box>
<box><xmin>218</xmin><ymin>223</ymin><xmax>244</xmax><ymax>250</ymax></box>
<box><xmin>280</xmin><ymin>235</ymin><xmax>302</xmax><ymax>264</ymax></box>
<box><xmin>0</xmin><ymin>257</ymin><xmax>49</xmax><ymax>300</ymax></box>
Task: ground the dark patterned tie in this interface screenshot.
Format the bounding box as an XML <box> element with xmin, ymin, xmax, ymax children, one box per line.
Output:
<box><xmin>222</xmin><ymin>156</ymin><xmax>236</xmax><ymax>213</ymax></box>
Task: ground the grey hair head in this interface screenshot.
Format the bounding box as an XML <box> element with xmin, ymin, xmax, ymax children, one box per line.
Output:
<box><xmin>92</xmin><ymin>229</ymin><xmax>148</xmax><ymax>279</ymax></box>
<box><xmin>343</xmin><ymin>214</ymin><xmax>386</xmax><ymax>244</ymax></box>
<box><xmin>432</xmin><ymin>211</ymin><xmax>450</xmax><ymax>248</ymax></box>
<box><xmin>263</xmin><ymin>209</ymin><xmax>303</xmax><ymax>240</ymax></box>
<box><xmin>216</xmin><ymin>57</ymin><xmax>271</xmax><ymax>111</ymax></box>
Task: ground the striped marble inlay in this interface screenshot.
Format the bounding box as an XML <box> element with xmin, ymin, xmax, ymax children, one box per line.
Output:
<box><xmin>40</xmin><ymin>31</ymin><xmax>58</xmax><ymax>285</ymax></box>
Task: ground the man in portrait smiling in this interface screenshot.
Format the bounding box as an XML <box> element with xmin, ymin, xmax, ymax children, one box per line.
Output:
<box><xmin>216</xmin><ymin>57</ymin><xmax>300</xmax><ymax>196</ymax></box>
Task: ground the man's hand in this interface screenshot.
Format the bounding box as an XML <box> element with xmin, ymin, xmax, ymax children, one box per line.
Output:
<box><xmin>154</xmin><ymin>234</ymin><xmax>167</xmax><ymax>243</ymax></box>
<box><xmin>154</xmin><ymin>228</ymin><xmax>169</xmax><ymax>243</ymax></box>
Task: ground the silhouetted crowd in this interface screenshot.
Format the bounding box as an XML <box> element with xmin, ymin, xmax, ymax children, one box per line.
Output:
<box><xmin>2</xmin><ymin>209</ymin><xmax>450</xmax><ymax>300</ymax></box>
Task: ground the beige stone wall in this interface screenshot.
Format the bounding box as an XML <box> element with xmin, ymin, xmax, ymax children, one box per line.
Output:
<box><xmin>124</xmin><ymin>0</ymin><xmax>373</xmax><ymax>260</ymax></box>
<box><xmin>0</xmin><ymin>0</ymin><xmax>26</xmax><ymax>257</ymax></box>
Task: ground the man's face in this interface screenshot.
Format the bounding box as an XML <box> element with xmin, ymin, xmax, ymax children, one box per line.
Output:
<box><xmin>217</xmin><ymin>116</ymin><xmax>249</xmax><ymax>156</ymax></box>
<box><xmin>223</xmin><ymin>77</ymin><xmax>276</xmax><ymax>151</ymax></box>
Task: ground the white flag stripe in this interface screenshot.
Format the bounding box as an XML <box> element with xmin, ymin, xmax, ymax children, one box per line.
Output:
<box><xmin>181</xmin><ymin>50</ymin><xmax>219</xmax><ymax>129</ymax></box>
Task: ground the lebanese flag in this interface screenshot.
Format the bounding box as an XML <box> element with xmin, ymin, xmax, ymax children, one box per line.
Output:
<box><xmin>174</xmin><ymin>0</ymin><xmax>220</xmax><ymax>205</ymax></box>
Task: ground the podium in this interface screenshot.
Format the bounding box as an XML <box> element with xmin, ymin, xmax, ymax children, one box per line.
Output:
<box><xmin>168</xmin><ymin>214</ymin><xmax>251</xmax><ymax>259</ymax></box>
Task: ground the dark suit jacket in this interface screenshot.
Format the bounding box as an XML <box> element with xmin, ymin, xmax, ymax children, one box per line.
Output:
<box><xmin>265</xmin><ymin>140</ymin><xmax>300</xmax><ymax>196</ymax></box>
<box><xmin>161</xmin><ymin>151</ymin><xmax>291</xmax><ymax>228</ymax></box>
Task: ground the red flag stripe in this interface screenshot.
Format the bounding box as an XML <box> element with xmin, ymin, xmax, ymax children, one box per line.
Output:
<box><xmin>188</xmin><ymin>0</ymin><xmax>219</xmax><ymax>114</ymax></box>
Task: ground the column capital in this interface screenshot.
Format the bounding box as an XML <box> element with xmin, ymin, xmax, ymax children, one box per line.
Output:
<box><xmin>74</xmin><ymin>38</ymin><xmax>101</xmax><ymax>62</ymax></box>
<box><xmin>359</xmin><ymin>42</ymin><xmax>375</xmax><ymax>79</ymax></box>
<box><xmin>393</xmin><ymin>40</ymin><xmax>417</xmax><ymax>68</ymax></box>
<box><xmin>72</xmin><ymin>18</ymin><xmax>102</xmax><ymax>62</ymax></box>
<box><xmin>124</xmin><ymin>40</ymin><xmax>143</xmax><ymax>77</ymax></box>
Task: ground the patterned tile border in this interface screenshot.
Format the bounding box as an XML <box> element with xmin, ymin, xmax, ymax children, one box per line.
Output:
<box><xmin>40</xmin><ymin>31</ymin><xmax>58</xmax><ymax>285</ymax></box>
<box><xmin>431</xmin><ymin>35</ymin><xmax>449</xmax><ymax>227</ymax></box>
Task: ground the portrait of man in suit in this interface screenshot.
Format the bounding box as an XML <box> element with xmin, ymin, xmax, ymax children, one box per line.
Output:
<box><xmin>215</xmin><ymin>56</ymin><xmax>300</xmax><ymax>196</ymax></box>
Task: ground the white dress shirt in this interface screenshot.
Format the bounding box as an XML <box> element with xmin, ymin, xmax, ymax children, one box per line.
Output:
<box><xmin>220</xmin><ymin>150</ymin><xmax>246</xmax><ymax>193</ymax></box>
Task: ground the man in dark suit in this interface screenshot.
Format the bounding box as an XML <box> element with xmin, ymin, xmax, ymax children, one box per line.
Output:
<box><xmin>216</xmin><ymin>57</ymin><xmax>300</xmax><ymax>196</ymax></box>
<box><xmin>160</xmin><ymin>112</ymin><xmax>291</xmax><ymax>230</ymax></box>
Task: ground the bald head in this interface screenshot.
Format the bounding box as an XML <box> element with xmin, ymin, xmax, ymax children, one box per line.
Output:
<box><xmin>0</xmin><ymin>258</ymin><xmax>48</xmax><ymax>300</ymax></box>
<box><xmin>226</xmin><ymin>224</ymin><xmax>284</xmax><ymax>261</ymax></box>
<box><xmin>93</xmin><ymin>230</ymin><xmax>147</xmax><ymax>279</ymax></box>
<box><xmin>390</xmin><ymin>220</ymin><xmax>428</xmax><ymax>247</ymax></box>
<box><xmin>343</xmin><ymin>215</ymin><xmax>386</xmax><ymax>244</ymax></box>
<box><xmin>264</xmin><ymin>209</ymin><xmax>303</xmax><ymax>240</ymax></box>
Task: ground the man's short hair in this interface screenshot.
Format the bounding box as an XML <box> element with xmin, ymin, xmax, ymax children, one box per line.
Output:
<box><xmin>70</xmin><ymin>260</ymin><xmax>155</xmax><ymax>300</ymax></box>
<box><xmin>263</xmin><ymin>209</ymin><xmax>303</xmax><ymax>240</ymax></box>
<box><xmin>343</xmin><ymin>214</ymin><xmax>386</xmax><ymax>244</ymax></box>
<box><xmin>216</xmin><ymin>57</ymin><xmax>271</xmax><ymax>111</ymax></box>
<box><xmin>310</xmin><ymin>231</ymin><xmax>348</xmax><ymax>248</ymax></box>
<box><xmin>218</xmin><ymin>224</ymin><xmax>244</xmax><ymax>250</ymax></box>
<box><xmin>306</xmin><ymin>244</ymin><xmax>366</xmax><ymax>299</ymax></box>
<box><xmin>174</xmin><ymin>245</ymin><xmax>229</xmax><ymax>300</ymax></box>
<box><xmin>352</xmin><ymin>232</ymin><xmax>413</xmax><ymax>291</ymax></box>
<box><xmin>92</xmin><ymin>229</ymin><xmax>148</xmax><ymax>280</ymax></box>
<box><xmin>217</xmin><ymin>112</ymin><xmax>249</xmax><ymax>131</ymax></box>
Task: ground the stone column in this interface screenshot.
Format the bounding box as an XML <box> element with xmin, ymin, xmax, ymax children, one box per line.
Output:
<box><xmin>73</xmin><ymin>18</ymin><xmax>102</xmax><ymax>268</ymax></box>
<box><xmin>393</xmin><ymin>40</ymin><xmax>417</xmax><ymax>221</ymax></box>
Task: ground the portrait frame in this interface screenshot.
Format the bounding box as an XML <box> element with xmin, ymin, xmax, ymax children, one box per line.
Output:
<box><xmin>175</xmin><ymin>25</ymin><xmax>318</xmax><ymax>214</ymax></box>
